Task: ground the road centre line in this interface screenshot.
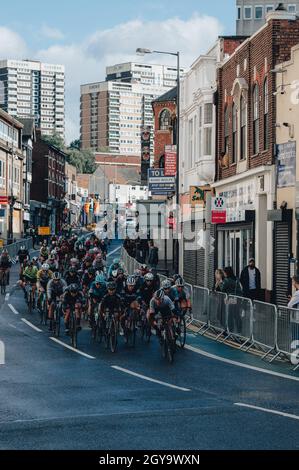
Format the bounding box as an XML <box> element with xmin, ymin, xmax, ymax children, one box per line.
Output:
<box><xmin>21</xmin><ymin>319</ymin><xmax>42</xmax><ymax>333</ymax></box>
<box><xmin>185</xmin><ymin>344</ymin><xmax>299</xmax><ymax>382</ymax></box>
<box><xmin>5</xmin><ymin>293</ymin><xmax>10</xmax><ymax>302</ymax></box>
<box><xmin>107</xmin><ymin>246</ymin><xmax>121</xmax><ymax>257</ymax></box>
<box><xmin>50</xmin><ymin>337</ymin><xmax>96</xmax><ymax>360</ymax></box>
<box><xmin>235</xmin><ymin>403</ymin><xmax>299</xmax><ymax>421</ymax></box>
<box><xmin>8</xmin><ymin>304</ymin><xmax>19</xmax><ymax>315</ymax></box>
<box><xmin>112</xmin><ymin>366</ymin><xmax>191</xmax><ymax>392</ymax></box>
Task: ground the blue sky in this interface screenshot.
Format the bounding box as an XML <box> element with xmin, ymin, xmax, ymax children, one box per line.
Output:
<box><xmin>0</xmin><ymin>0</ymin><xmax>236</xmax><ymax>141</ymax></box>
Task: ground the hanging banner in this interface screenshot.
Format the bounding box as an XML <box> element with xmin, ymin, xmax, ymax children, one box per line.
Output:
<box><xmin>190</xmin><ymin>186</ymin><xmax>211</xmax><ymax>207</ymax></box>
<box><xmin>141</xmin><ymin>126</ymin><xmax>151</xmax><ymax>186</ymax></box>
<box><xmin>164</xmin><ymin>145</ymin><xmax>177</xmax><ymax>177</ymax></box>
<box><xmin>277</xmin><ymin>141</ymin><xmax>296</xmax><ymax>188</ymax></box>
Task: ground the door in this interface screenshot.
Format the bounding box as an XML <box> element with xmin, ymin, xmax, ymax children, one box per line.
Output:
<box><xmin>230</xmin><ymin>231</ymin><xmax>241</xmax><ymax>278</ymax></box>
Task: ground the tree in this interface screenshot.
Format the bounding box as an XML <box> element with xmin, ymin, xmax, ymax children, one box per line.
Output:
<box><xmin>42</xmin><ymin>132</ymin><xmax>65</xmax><ymax>150</ymax></box>
<box><xmin>66</xmin><ymin>148</ymin><xmax>96</xmax><ymax>174</ymax></box>
<box><xmin>69</xmin><ymin>139</ymin><xmax>81</xmax><ymax>150</ymax></box>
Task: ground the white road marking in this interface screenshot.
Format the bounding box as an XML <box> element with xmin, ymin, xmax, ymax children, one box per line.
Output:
<box><xmin>107</xmin><ymin>246</ymin><xmax>121</xmax><ymax>257</ymax></box>
<box><xmin>112</xmin><ymin>366</ymin><xmax>191</xmax><ymax>392</ymax></box>
<box><xmin>235</xmin><ymin>403</ymin><xmax>299</xmax><ymax>421</ymax></box>
<box><xmin>50</xmin><ymin>337</ymin><xmax>96</xmax><ymax>360</ymax></box>
<box><xmin>21</xmin><ymin>319</ymin><xmax>42</xmax><ymax>333</ymax></box>
<box><xmin>185</xmin><ymin>344</ymin><xmax>299</xmax><ymax>382</ymax></box>
<box><xmin>5</xmin><ymin>293</ymin><xmax>10</xmax><ymax>302</ymax></box>
<box><xmin>8</xmin><ymin>304</ymin><xmax>19</xmax><ymax>315</ymax></box>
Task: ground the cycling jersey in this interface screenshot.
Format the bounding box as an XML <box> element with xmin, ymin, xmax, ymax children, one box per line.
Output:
<box><xmin>101</xmin><ymin>293</ymin><xmax>122</xmax><ymax>313</ymax></box>
<box><xmin>47</xmin><ymin>279</ymin><xmax>67</xmax><ymax>302</ymax></box>
<box><xmin>23</xmin><ymin>266</ymin><xmax>38</xmax><ymax>282</ymax></box>
<box><xmin>0</xmin><ymin>256</ymin><xmax>12</xmax><ymax>270</ymax></box>
<box><xmin>149</xmin><ymin>296</ymin><xmax>175</xmax><ymax>317</ymax></box>
<box><xmin>18</xmin><ymin>249</ymin><xmax>29</xmax><ymax>264</ymax></box>
<box><xmin>82</xmin><ymin>273</ymin><xmax>95</xmax><ymax>289</ymax></box>
<box><xmin>37</xmin><ymin>270</ymin><xmax>53</xmax><ymax>288</ymax></box>
<box><xmin>139</xmin><ymin>283</ymin><xmax>155</xmax><ymax>306</ymax></box>
<box><xmin>89</xmin><ymin>281</ymin><xmax>107</xmax><ymax>301</ymax></box>
<box><xmin>65</xmin><ymin>272</ymin><xmax>81</xmax><ymax>286</ymax></box>
<box><xmin>170</xmin><ymin>287</ymin><xmax>190</xmax><ymax>302</ymax></box>
<box><xmin>122</xmin><ymin>285</ymin><xmax>140</xmax><ymax>309</ymax></box>
<box><xmin>62</xmin><ymin>289</ymin><xmax>84</xmax><ymax>309</ymax></box>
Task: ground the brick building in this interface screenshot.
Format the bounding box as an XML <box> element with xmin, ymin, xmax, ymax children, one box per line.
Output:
<box><xmin>152</xmin><ymin>87</ymin><xmax>177</xmax><ymax>168</ymax></box>
<box><xmin>213</xmin><ymin>8</ymin><xmax>299</xmax><ymax>302</ymax></box>
<box><xmin>31</xmin><ymin>131</ymin><xmax>67</xmax><ymax>234</ymax></box>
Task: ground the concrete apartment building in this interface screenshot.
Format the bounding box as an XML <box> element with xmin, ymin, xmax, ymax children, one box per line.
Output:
<box><xmin>0</xmin><ymin>60</ymin><xmax>65</xmax><ymax>138</ymax></box>
<box><xmin>80</xmin><ymin>62</ymin><xmax>183</xmax><ymax>155</ymax></box>
<box><xmin>236</xmin><ymin>1</ymin><xmax>299</xmax><ymax>35</ymax></box>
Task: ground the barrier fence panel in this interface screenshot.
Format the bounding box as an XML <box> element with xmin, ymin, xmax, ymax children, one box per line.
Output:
<box><xmin>1</xmin><ymin>238</ymin><xmax>33</xmax><ymax>261</ymax></box>
<box><xmin>277</xmin><ymin>306</ymin><xmax>299</xmax><ymax>364</ymax></box>
<box><xmin>251</xmin><ymin>301</ymin><xmax>278</xmax><ymax>357</ymax></box>
<box><xmin>185</xmin><ymin>283</ymin><xmax>193</xmax><ymax>303</ymax></box>
<box><xmin>192</xmin><ymin>286</ymin><xmax>210</xmax><ymax>329</ymax></box>
<box><xmin>208</xmin><ymin>291</ymin><xmax>228</xmax><ymax>338</ymax></box>
<box><xmin>225</xmin><ymin>296</ymin><xmax>253</xmax><ymax>348</ymax></box>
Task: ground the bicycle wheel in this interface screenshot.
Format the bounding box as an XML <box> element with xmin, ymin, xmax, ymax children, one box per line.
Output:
<box><xmin>70</xmin><ymin>313</ymin><xmax>78</xmax><ymax>349</ymax></box>
<box><xmin>54</xmin><ymin>306</ymin><xmax>61</xmax><ymax>338</ymax></box>
<box><xmin>28</xmin><ymin>290</ymin><xmax>33</xmax><ymax>315</ymax></box>
<box><xmin>127</xmin><ymin>318</ymin><xmax>136</xmax><ymax>348</ymax></box>
<box><xmin>109</xmin><ymin>317</ymin><xmax>118</xmax><ymax>353</ymax></box>
<box><xmin>177</xmin><ymin>316</ymin><xmax>186</xmax><ymax>349</ymax></box>
<box><xmin>166</xmin><ymin>327</ymin><xmax>175</xmax><ymax>364</ymax></box>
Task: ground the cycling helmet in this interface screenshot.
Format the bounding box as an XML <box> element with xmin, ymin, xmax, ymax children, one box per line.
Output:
<box><xmin>69</xmin><ymin>284</ymin><xmax>78</xmax><ymax>293</ymax></box>
<box><xmin>32</xmin><ymin>257</ymin><xmax>39</xmax><ymax>263</ymax></box>
<box><xmin>69</xmin><ymin>267</ymin><xmax>77</xmax><ymax>274</ymax></box>
<box><xmin>127</xmin><ymin>276</ymin><xmax>136</xmax><ymax>286</ymax></box>
<box><xmin>173</xmin><ymin>274</ymin><xmax>183</xmax><ymax>284</ymax></box>
<box><xmin>113</xmin><ymin>258</ymin><xmax>120</xmax><ymax>265</ymax></box>
<box><xmin>51</xmin><ymin>250</ymin><xmax>57</xmax><ymax>256</ymax></box>
<box><xmin>95</xmin><ymin>275</ymin><xmax>104</xmax><ymax>284</ymax></box>
<box><xmin>175</xmin><ymin>278</ymin><xmax>185</xmax><ymax>288</ymax></box>
<box><xmin>154</xmin><ymin>289</ymin><xmax>165</xmax><ymax>301</ymax></box>
<box><xmin>79</xmin><ymin>245</ymin><xmax>84</xmax><ymax>250</ymax></box>
<box><xmin>162</xmin><ymin>279</ymin><xmax>172</xmax><ymax>290</ymax></box>
<box><xmin>21</xmin><ymin>245</ymin><xmax>25</xmax><ymax>250</ymax></box>
<box><xmin>144</xmin><ymin>273</ymin><xmax>154</xmax><ymax>282</ymax></box>
<box><xmin>70</xmin><ymin>258</ymin><xmax>78</xmax><ymax>265</ymax></box>
<box><xmin>117</xmin><ymin>268</ymin><xmax>125</xmax><ymax>275</ymax></box>
<box><xmin>134</xmin><ymin>270</ymin><xmax>141</xmax><ymax>278</ymax></box>
<box><xmin>53</xmin><ymin>272</ymin><xmax>61</xmax><ymax>281</ymax></box>
<box><xmin>112</xmin><ymin>270</ymin><xmax>118</xmax><ymax>279</ymax></box>
<box><xmin>42</xmin><ymin>263</ymin><xmax>50</xmax><ymax>271</ymax></box>
<box><xmin>96</xmin><ymin>253</ymin><xmax>102</xmax><ymax>260</ymax></box>
<box><xmin>107</xmin><ymin>282</ymin><xmax>116</xmax><ymax>291</ymax></box>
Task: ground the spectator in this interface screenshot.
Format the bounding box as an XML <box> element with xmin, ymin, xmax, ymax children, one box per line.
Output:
<box><xmin>215</xmin><ymin>269</ymin><xmax>224</xmax><ymax>292</ymax></box>
<box><xmin>148</xmin><ymin>241</ymin><xmax>159</xmax><ymax>269</ymax></box>
<box><xmin>288</xmin><ymin>276</ymin><xmax>299</xmax><ymax>344</ymax></box>
<box><xmin>288</xmin><ymin>276</ymin><xmax>299</xmax><ymax>308</ymax></box>
<box><xmin>220</xmin><ymin>267</ymin><xmax>243</xmax><ymax>296</ymax></box>
<box><xmin>240</xmin><ymin>258</ymin><xmax>261</xmax><ymax>301</ymax></box>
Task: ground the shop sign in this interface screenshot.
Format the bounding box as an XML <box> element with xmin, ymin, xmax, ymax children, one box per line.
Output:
<box><xmin>148</xmin><ymin>169</ymin><xmax>175</xmax><ymax>195</ymax></box>
<box><xmin>38</xmin><ymin>227</ymin><xmax>51</xmax><ymax>236</ymax></box>
<box><xmin>277</xmin><ymin>142</ymin><xmax>296</xmax><ymax>188</ymax></box>
<box><xmin>164</xmin><ymin>146</ymin><xmax>177</xmax><ymax>177</ymax></box>
<box><xmin>190</xmin><ymin>186</ymin><xmax>211</xmax><ymax>207</ymax></box>
<box><xmin>212</xmin><ymin>211</ymin><xmax>227</xmax><ymax>224</ymax></box>
<box><xmin>0</xmin><ymin>196</ymin><xmax>8</xmax><ymax>205</ymax></box>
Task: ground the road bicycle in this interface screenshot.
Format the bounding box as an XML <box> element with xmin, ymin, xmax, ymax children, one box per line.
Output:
<box><xmin>139</xmin><ymin>303</ymin><xmax>152</xmax><ymax>343</ymax></box>
<box><xmin>52</xmin><ymin>300</ymin><xmax>62</xmax><ymax>338</ymax></box>
<box><xmin>69</xmin><ymin>306</ymin><xmax>79</xmax><ymax>348</ymax></box>
<box><xmin>157</xmin><ymin>315</ymin><xmax>177</xmax><ymax>364</ymax></box>
<box><xmin>0</xmin><ymin>269</ymin><xmax>8</xmax><ymax>295</ymax></box>
<box><xmin>26</xmin><ymin>283</ymin><xmax>36</xmax><ymax>315</ymax></box>
<box><xmin>123</xmin><ymin>308</ymin><xmax>138</xmax><ymax>348</ymax></box>
<box><xmin>103</xmin><ymin>308</ymin><xmax>119</xmax><ymax>353</ymax></box>
<box><xmin>38</xmin><ymin>290</ymin><xmax>48</xmax><ymax>325</ymax></box>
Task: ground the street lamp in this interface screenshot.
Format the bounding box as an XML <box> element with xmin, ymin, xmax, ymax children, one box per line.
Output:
<box><xmin>136</xmin><ymin>47</ymin><xmax>181</xmax><ymax>272</ymax></box>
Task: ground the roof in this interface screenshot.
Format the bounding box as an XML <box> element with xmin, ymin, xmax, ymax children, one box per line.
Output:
<box><xmin>95</xmin><ymin>153</ymin><xmax>140</xmax><ymax>166</ymax></box>
<box><xmin>96</xmin><ymin>164</ymin><xmax>141</xmax><ymax>185</ymax></box>
<box><xmin>0</xmin><ymin>108</ymin><xmax>23</xmax><ymax>128</ymax></box>
<box><xmin>152</xmin><ymin>87</ymin><xmax>177</xmax><ymax>104</ymax></box>
<box><xmin>18</xmin><ymin>118</ymin><xmax>35</xmax><ymax>138</ymax></box>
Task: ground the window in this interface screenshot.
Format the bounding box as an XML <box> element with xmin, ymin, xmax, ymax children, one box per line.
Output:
<box><xmin>288</xmin><ymin>5</ymin><xmax>297</xmax><ymax>13</ymax></box>
<box><xmin>189</xmin><ymin>119</ymin><xmax>193</xmax><ymax>168</ymax></box>
<box><xmin>253</xmin><ymin>84</ymin><xmax>259</xmax><ymax>155</ymax></box>
<box><xmin>159</xmin><ymin>109</ymin><xmax>171</xmax><ymax>130</ymax></box>
<box><xmin>266</xmin><ymin>5</ymin><xmax>274</xmax><ymax>14</ymax></box>
<box><xmin>232</xmin><ymin>102</ymin><xmax>238</xmax><ymax>164</ymax></box>
<box><xmin>255</xmin><ymin>6</ymin><xmax>263</xmax><ymax>19</ymax></box>
<box><xmin>244</xmin><ymin>6</ymin><xmax>252</xmax><ymax>19</ymax></box>
<box><xmin>198</xmin><ymin>106</ymin><xmax>202</xmax><ymax>161</ymax></box>
<box><xmin>204</xmin><ymin>103</ymin><xmax>213</xmax><ymax>124</ymax></box>
<box><xmin>240</xmin><ymin>94</ymin><xmax>247</xmax><ymax>160</ymax></box>
<box><xmin>237</xmin><ymin>6</ymin><xmax>241</xmax><ymax>20</ymax></box>
<box><xmin>204</xmin><ymin>128</ymin><xmax>212</xmax><ymax>156</ymax></box>
<box><xmin>224</xmin><ymin>106</ymin><xmax>229</xmax><ymax>155</ymax></box>
<box><xmin>263</xmin><ymin>78</ymin><xmax>269</xmax><ymax>151</ymax></box>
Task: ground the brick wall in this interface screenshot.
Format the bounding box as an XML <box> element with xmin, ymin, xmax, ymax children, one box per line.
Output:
<box><xmin>216</xmin><ymin>18</ymin><xmax>299</xmax><ymax>182</ymax></box>
<box><xmin>152</xmin><ymin>101</ymin><xmax>176</xmax><ymax>168</ymax></box>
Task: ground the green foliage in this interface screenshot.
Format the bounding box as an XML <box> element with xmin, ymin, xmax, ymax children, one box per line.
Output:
<box><xmin>42</xmin><ymin>132</ymin><xmax>65</xmax><ymax>150</ymax></box>
<box><xmin>66</xmin><ymin>148</ymin><xmax>96</xmax><ymax>174</ymax></box>
<box><xmin>69</xmin><ymin>139</ymin><xmax>81</xmax><ymax>150</ymax></box>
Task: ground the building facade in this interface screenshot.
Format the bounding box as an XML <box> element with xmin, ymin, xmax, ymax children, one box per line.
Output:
<box><xmin>236</xmin><ymin>1</ymin><xmax>299</xmax><ymax>35</ymax></box>
<box><xmin>275</xmin><ymin>43</ymin><xmax>299</xmax><ymax>304</ymax></box>
<box><xmin>31</xmin><ymin>131</ymin><xmax>67</xmax><ymax>233</ymax></box>
<box><xmin>19</xmin><ymin>118</ymin><xmax>35</xmax><ymax>233</ymax></box>
<box><xmin>214</xmin><ymin>9</ymin><xmax>299</xmax><ymax>302</ymax></box>
<box><xmin>64</xmin><ymin>163</ymin><xmax>81</xmax><ymax>226</ymax></box>
<box><xmin>0</xmin><ymin>110</ymin><xmax>24</xmax><ymax>242</ymax></box>
<box><xmin>0</xmin><ymin>60</ymin><xmax>65</xmax><ymax>138</ymax></box>
<box><xmin>152</xmin><ymin>88</ymin><xmax>177</xmax><ymax>169</ymax></box>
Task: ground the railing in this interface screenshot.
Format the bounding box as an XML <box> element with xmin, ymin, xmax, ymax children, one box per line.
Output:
<box><xmin>120</xmin><ymin>247</ymin><xmax>299</xmax><ymax>371</ymax></box>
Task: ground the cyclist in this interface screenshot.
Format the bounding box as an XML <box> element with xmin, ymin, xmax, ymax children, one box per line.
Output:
<box><xmin>120</xmin><ymin>276</ymin><xmax>140</xmax><ymax>330</ymax></box>
<box><xmin>47</xmin><ymin>254</ymin><xmax>59</xmax><ymax>273</ymax></box>
<box><xmin>147</xmin><ymin>289</ymin><xmax>176</xmax><ymax>338</ymax></box>
<box><xmin>150</xmin><ymin>268</ymin><xmax>161</xmax><ymax>291</ymax></box>
<box><xmin>37</xmin><ymin>263</ymin><xmax>53</xmax><ymax>310</ymax></box>
<box><xmin>171</xmin><ymin>278</ymin><xmax>192</xmax><ymax>315</ymax></box>
<box><xmin>88</xmin><ymin>275</ymin><xmax>107</xmax><ymax>321</ymax></box>
<box><xmin>69</xmin><ymin>257</ymin><xmax>81</xmax><ymax>271</ymax></box>
<box><xmin>47</xmin><ymin>272</ymin><xmax>67</xmax><ymax>331</ymax></box>
<box><xmin>139</xmin><ymin>272</ymin><xmax>156</xmax><ymax>308</ymax></box>
<box><xmin>108</xmin><ymin>258</ymin><xmax>120</xmax><ymax>278</ymax></box>
<box><xmin>62</xmin><ymin>283</ymin><xmax>84</xmax><ymax>334</ymax></box>
<box><xmin>134</xmin><ymin>269</ymin><xmax>144</xmax><ymax>290</ymax></box>
<box><xmin>99</xmin><ymin>239</ymin><xmax>107</xmax><ymax>258</ymax></box>
<box><xmin>82</xmin><ymin>267</ymin><xmax>96</xmax><ymax>294</ymax></box>
<box><xmin>93</xmin><ymin>253</ymin><xmax>106</xmax><ymax>273</ymax></box>
<box><xmin>17</xmin><ymin>245</ymin><xmax>30</xmax><ymax>270</ymax></box>
<box><xmin>82</xmin><ymin>254</ymin><xmax>94</xmax><ymax>272</ymax></box>
<box><xmin>22</xmin><ymin>261</ymin><xmax>38</xmax><ymax>305</ymax></box>
<box><xmin>100</xmin><ymin>282</ymin><xmax>122</xmax><ymax>320</ymax></box>
<box><xmin>171</xmin><ymin>274</ymin><xmax>183</xmax><ymax>287</ymax></box>
<box><xmin>40</xmin><ymin>241</ymin><xmax>49</xmax><ymax>263</ymax></box>
<box><xmin>75</xmin><ymin>244</ymin><xmax>86</xmax><ymax>262</ymax></box>
<box><xmin>140</xmin><ymin>264</ymin><xmax>149</xmax><ymax>277</ymax></box>
<box><xmin>0</xmin><ymin>249</ymin><xmax>12</xmax><ymax>286</ymax></box>
<box><xmin>115</xmin><ymin>268</ymin><xmax>126</xmax><ymax>296</ymax></box>
<box><xmin>32</xmin><ymin>256</ymin><xmax>40</xmax><ymax>270</ymax></box>
<box><xmin>65</xmin><ymin>266</ymin><xmax>81</xmax><ymax>286</ymax></box>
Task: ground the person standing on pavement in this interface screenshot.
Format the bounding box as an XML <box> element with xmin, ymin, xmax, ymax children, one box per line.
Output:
<box><xmin>288</xmin><ymin>276</ymin><xmax>299</xmax><ymax>343</ymax></box>
<box><xmin>148</xmin><ymin>241</ymin><xmax>159</xmax><ymax>270</ymax></box>
<box><xmin>240</xmin><ymin>258</ymin><xmax>261</xmax><ymax>301</ymax></box>
<box><xmin>214</xmin><ymin>269</ymin><xmax>224</xmax><ymax>292</ymax></box>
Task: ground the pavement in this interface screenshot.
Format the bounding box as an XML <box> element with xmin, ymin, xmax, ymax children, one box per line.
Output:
<box><xmin>0</xmin><ymin>238</ymin><xmax>299</xmax><ymax>450</ymax></box>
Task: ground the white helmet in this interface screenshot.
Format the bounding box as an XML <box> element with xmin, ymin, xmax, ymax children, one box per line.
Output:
<box><xmin>42</xmin><ymin>263</ymin><xmax>50</xmax><ymax>271</ymax></box>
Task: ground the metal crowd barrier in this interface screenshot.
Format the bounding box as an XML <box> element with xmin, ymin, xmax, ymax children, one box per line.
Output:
<box><xmin>276</xmin><ymin>306</ymin><xmax>299</xmax><ymax>366</ymax></box>
<box><xmin>192</xmin><ymin>286</ymin><xmax>210</xmax><ymax>329</ymax></box>
<box><xmin>250</xmin><ymin>301</ymin><xmax>279</xmax><ymax>359</ymax></box>
<box><xmin>0</xmin><ymin>238</ymin><xmax>33</xmax><ymax>261</ymax></box>
<box><xmin>225</xmin><ymin>296</ymin><xmax>253</xmax><ymax>348</ymax></box>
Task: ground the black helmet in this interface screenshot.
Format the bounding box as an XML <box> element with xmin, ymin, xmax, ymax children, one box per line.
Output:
<box><xmin>69</xmin><ymin>267</ymin><xmax>76</xmax><ymax>274</ymax></box>
<box><xmin>69</xmin><ymin>284</ymin><xmax>78</xmax><ymax>293</ymax></box>
<box><xmin>154</xmin><ymin>289</ymin><xmax>165</xmax><ymax>301</ymax></box>
<box><xmin>107</xmin><ymin>282</ymin><xmax>116</xmax><ymax>291</ymax></box>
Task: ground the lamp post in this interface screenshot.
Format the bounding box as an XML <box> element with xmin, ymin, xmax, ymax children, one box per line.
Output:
<box><xmin>136</xmin><ymin>48</ymin><xmax>181</xmax><ymax>272</ymax></box>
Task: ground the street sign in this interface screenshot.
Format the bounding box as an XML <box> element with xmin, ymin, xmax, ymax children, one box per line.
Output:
<box><xmin>148</xmin><ymin>169</ymin><xmax>175</xmax><ymax>195</ymax></box>
<box><xmin>0</xmin><ymin>239</ymin><xmax>4</xmax><ymax>248</ymax></box>
<box><xmin>0</xmin><ymin>196</ymin><xmax>8</xmax><ymax>205</ymax></box>
<box><xmin>212</xmin><ymin>211</ymin><xmax>227</xmax><ymax>224</ymax></box>
<box><xmin>164</xmin><ymin>145</ymin><xmax>177</xmax><ymax>177</ymax></box>
<box><xmin>212</xmin><ymin>196</ymin><xmax>226</xmax><ymax>210</ymax></box>
<box><xmin>38</xmin><ymin>227</ymin><xmax>51</xmax><ymax>236</ymax></box>
<box><xmin>190</xmin><ymin>186</ymin><xmax>211</xmax><ymax>207</ymax></box>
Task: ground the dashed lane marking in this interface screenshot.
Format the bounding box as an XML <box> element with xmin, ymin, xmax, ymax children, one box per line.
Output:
<box><xmin>107</xmin><ymin>246</ymin><xmax>122</xmax><ymax>257</ymax></box>
<box><xmin>5</xmin><ymin>294</ymin><xmax>10</xmax><ymax>302</ymax></box>
<box><xmin>8</xmin><ymin>304</ymin><xmax>19</xmax><ymax>315</ymax></box>
<box><xmin>235</xmin><ymin>403</ymin><xmax>299</xmax><ymax>421</ymax></box>
<box><xmin>50</xmin><ymin>337</ymin><xmax>96</xmax><ymax>360</ymax></box>
<box><xmin>21</xmin><ymin>319</ymin><xmax>42</xmax><ymax>333</ymax></box>
<box><xmin>112</xmin><ymin>366</ymin><xmax>191</xmax><ymax>392</ymax></box>
<box><xmin>185</xmin><ymin>344</ymin><xmax>299</xmax><ymax>382</ymax></box>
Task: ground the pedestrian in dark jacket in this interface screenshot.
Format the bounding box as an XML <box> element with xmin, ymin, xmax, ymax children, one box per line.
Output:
<box><xmin>221</xmin><ymin>267</ymin><xmax>243</xmax><ymax>333</ymax></box>
<box><xmin>220</xmin><ymin>267</ymin><xmax>243</xmax><ymax>296</ymax></box>
<box><xmin>148</xmin><ymin>241</ymin><xmax>159</xmax><ymax>269</ymax></box>
<box><xmin>240</xmin><ymin>258</ymin><xmax>261</xmax><ymax>301</ymax></box>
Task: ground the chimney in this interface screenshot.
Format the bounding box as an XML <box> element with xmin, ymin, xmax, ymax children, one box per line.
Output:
<box><xmin>266</xmin><ymin>3</ymin><xmax>297</xmax><ymax>21</ymax></box>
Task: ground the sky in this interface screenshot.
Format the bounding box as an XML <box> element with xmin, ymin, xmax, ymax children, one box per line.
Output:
<box><xmin>0</xmin><ymin>0</ymin><xmax>236</xmax><ymax>142</ymax></box>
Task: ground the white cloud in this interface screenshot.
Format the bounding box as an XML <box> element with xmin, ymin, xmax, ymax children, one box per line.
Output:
<box><xmin>0</xmin><ymin>27</ymin><xmax>28</xmax><ymax>59</ymax></box>
<box><xmin>2</xmin><ymin>14</ymin><xmax>224</xmax><ymax>143</ymax></box>
<box><xmin>40</xmin><ymin>25</ymin><xmax>65</xmax><ymax>41</ymax></box>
